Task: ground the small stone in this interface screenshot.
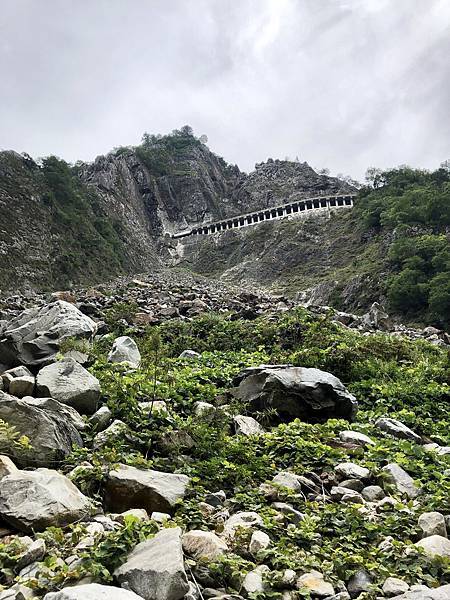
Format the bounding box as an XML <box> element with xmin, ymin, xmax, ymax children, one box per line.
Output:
<box><xmin>242</xmin><ymin>565</ymin><xmax>270</xmax><ymax>594</ymax></box>
<box><xmin>382</xmin><ymin>577</ymin><xmax>409</xmax><ymax>597</ymax></box>
<box><xmin>335</xmin><ymin>462</ymin><xmax>370</xmax><ymax>481</ymax></box>
<box><xmin>297</xmin><ymin>571</ymin><xmax>334</xmax><ymax>598</ymax></box>
<box><xmin>223</xmin><ymin>511</ymin><xmax>263</xmax><ymax>539</ymax></box>
<box><xmin>375</xmin><ymin>418</ymin><xmax>421</xmax><ymax>443</ymax></box>
<box><xmin>114</xmin><ymin>509</ymin><xmax>149</xmax><ymax>523</ymax></box>
<box><xmin>0</xmin><ymin>455</ymin><xmax>18</xmax><ymax>480</ymax></box>
<box><xmin>361</xmin><ymin>485</ymin><xmax>385</xmax><ymax>502</ymax></box>
<box><xmin>42</xmin><ymin>583</ymin><xmax>144</xmax><ymax>599</ymax></box>
<box><xmin>272</xmin><ymin>502</ymin><xmax>305</xmax><ymax>524</ymax></box>
<box><xmin>16</xmin><ymin>537</ymin><xmax>46</xmax><ymax>569</ymax></box>
<box><xmin>150</xmin><ymin>511</ymin><xmax>171</xmax><ymax>523</ymax></box>
<box><xmin>179</xmin><ymin>350</ymin><xmax>201</xmax><ymax>359</ymax></box>
<box><xmin>8</xmin><ymin>376</ymin><xmax>35</xmax><ymax>398</ymax></box>
<box><xmin>233</xmin><ymin>415</ymin><xmax>264</xmax><ymax>436</ymax></box>
<box><xmin>249</xmin><ymin>530</ymin><xmax>270</xmax><ymax>554</ymax></box>
<box><xmin>340</xmin><ymin>479</ymin><xmax>364</xmax><ymax>492</ymax></box>
<box><xmin>418</xmin><ymin>512</ymin><xmax>447</xmax><ymax>538</ymax></box>
<box><xmin>347</xmin><ymin>569</ymin><xmax>372</xmax><ymax>598</ymax></box>
<box><xmin>194</xmin><ymin>402</ymin><xmax>216</xmax><ymax>421</ymax></box>
<box><xmin>339</xmin><ymin>431</ymin><xmax>374</xmax><ymax>446</ymax></box>
<box><xmin>204</xmin><ymin>490</ymin><xmax>226</xmax><ymax>507</ymax></box>
<box><xmin>93</xmin><ymin>420</ymin><xmax>127</xmax><ymax>449</ymax></box>
<box><xmin>89</xmin><ymin>406</ymin><xmax>112</xmax><ymax>431</ymax></box>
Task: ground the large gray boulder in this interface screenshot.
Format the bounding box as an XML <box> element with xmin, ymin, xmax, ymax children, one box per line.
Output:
<box><xmin>375</xmin><ymin>418</ymin><xmax>421</xmax><ymax>443</ymax></box>
<box><xmin>43</xmin><ymin>583</ymin><xmax>144</xmax><ymax>599</ymax></box>
<box><xmin>231</xmin><ymin>365</ymin><xmax>357</xmax><ymax>422</ymax></box>
<box><xmin>114</xmin><ymin>527</ymin><xmax>189</xmax><ymax>600</ymax></box>
<box><xmin>0</xmin><ymin>468</ymin><xmax>93</xmax><ymax>532</ymax></box>
<box><xmin>107</xmin><ymin>336</ymin><xmax>141</xmax><ymax>368</ymax></box>
<box><xmin>0</xmin><ymin>301</ymin><xmax>97</xmax><ymax>367</ymax></box>
<box><xmin>105</xmin><ymin>464</ymin><xmax>190</xmax><ymax>514</ymax></box>
<box><xmin>0</xmin><ymin>391</ymin><xmax>83</xmax><ymax>467</ymax></box>
<box><xmin>36</xmin><ymin>357</ymin><xmax>101</xmax><ymax>414</ymax></box>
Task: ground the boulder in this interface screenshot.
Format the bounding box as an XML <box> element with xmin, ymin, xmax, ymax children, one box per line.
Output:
<box><xmin>297</xmin><ymin>571</ymin><xmax>334</xmax><ymax>598</ymax></box>
<box><xmin>0</xmin><ymin>468</ymin><xmax>93</xmax><ymax>532</ymax></box>
<box><xmin>107</xmin><ymin>336</ymin><xmax>141</xmax><ymax>368</ymax></box>
<box><xmin>231</xmin><ymin>365</ymin><xmax>357</xmax><ymax>422</ymax></box>
<box><xmin>375</xmin><ymin>418</ymin><xmax>421</xmax><ymax>443</ymax></box>
<box><xmin>114</xmin><ymin>527</ymin><xmax>189</xmax><ymax>600</ymax></box>
<box><xmin>182</xmin><ymin>530</ymin><xmax>228</xmax><ymax>559</ymax></box>
<box><xmin>418</xmin><ymin>512</ymin><xmax>447</xmax><ymax>538</ymax></box>
<box><xmin>339</xmin><ymin>430</ymin><xmax>374</xmax><ymax>446</ymax></box>
<box><xmin>36</xmin><ymin>358</ymin><xmax>101</xmax><ymax>414</ymax></box>
<box><xmin>381</xmin><ymin>464</ymin><xmax>420</xmax><ymax>499</ymax></box>
<box><xmin>388</xmin><ymin>584</ymin><xmax>450</xmax><ymax>599</ymax></box>
<box><xmin>249</xmin><ymin>530</ymin><xmax>270</xmax><ymax>553</ymax></box>
<box><xmin>105</xmin><ymin>464</ymin><xmax>190</xmax><ymax>513</ymax></box>
<box><xmin>93</xmin><ymin>420</ymin><xmax>128</xmax><ymax>449</ymax></box>
<box><xmin>0</xmin><ymin>455</ymin><xmax>19</xmax><ymax>480</ymax></box>
<box><xmin>347</xmin><ymin>569</ymin><xmax>372</xmax><ymax>598</ymax></box>
<box><xmin>43</xmin><ymin>584</ymin><xmax>144</xmax><ymax>599</ymax></box>
<box><xmin>335</xmin><ymin>462</ymin><xmax>370</xmax><ymax>481</ymax></box>
<box><xmin>415</xmin><ymin>535</ymin><xmax>450</xmax><ymax>558</ymax></box>
<box><xmin>242</xmin><ymin>565</ymin><xmax>269</xmax><ymax>595</ymax></box>
<box><xmin>90</xmin><ymin>406</ymin><xmax>112</xmax><ymax>431</ymax></box>
<box><xmin>179</xmin><ymin>350</ymin><xmax>201</xmax><ymax>359</ymax></box>
<box><xmin>382</xmin><ymin>578</ymin><xmax>409</xmax><ymax>597</ymax></box>
<box><xmin>223</xmin><ymin>511</ymin><xmax>263</xmax><ymax>539</ymax></box>
<box><xmin>0</xmin><ymin>301</ymin><xmax>97</xmax><ymax>367</ymax></box>
<box><xmin>0</xmin><ymin>391</ymin><xmax>83</xmax><ymax>467</ymax></box>
<box><xmin>233</xmin><ymin>415</ymin><xmax>265</xmax><ymax>436</ymax></box>
<box><xmin>361</xmin><ymin>485</ymin><xmax>385</xmax><ymax>502</ymax></box>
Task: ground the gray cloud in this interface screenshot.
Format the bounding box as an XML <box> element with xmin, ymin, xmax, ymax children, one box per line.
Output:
<box><xmin>1</xmin><ymin>0</ymin><xmax>449</xmax><ymax>179</ymax></box>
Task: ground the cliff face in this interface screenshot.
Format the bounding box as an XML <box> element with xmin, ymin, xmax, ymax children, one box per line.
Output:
<box><xmin>0</xmin><ymin>132</ymin><xmax>355</xmax><ymax>295</ymax></box>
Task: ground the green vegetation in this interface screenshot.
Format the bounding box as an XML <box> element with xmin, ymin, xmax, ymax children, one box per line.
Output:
<box><xmin>41</xmin><ymin>156</ymin><xmax>126</xmax><ymax>285</ymax></box>
<box><xmin>357</xmin><ymin>164</ymin><xmax>450</xmax><ymax>327</ymax></box>
<box><xmin>135</xmin><ymin>125</ymin><xmax>209</xmax><ymax>177</ymax></box>
<box><xmin>1</xmin><ymin>308</ymin><xmax>446</xmax><ymax>595</ymax></box>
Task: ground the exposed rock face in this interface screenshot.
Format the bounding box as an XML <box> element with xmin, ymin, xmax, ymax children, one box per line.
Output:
<box><xmin>0</xmin><ymin>468</ymin><xmax>92</xmax><ymax>532</ymax></box>
<box><xmin>105</xmin><ymin>464</ymin><xmax>190</xmax><ymax>513</ymax></box>
<box><xmin>36</xmin><ymin>357</ymin><xmax>101</xmax><ymax>414</ymax></box>
<box><xmin>0</xmin><ymin>301</ymin><xmax>97</xmax><ymax>367</ymax></box>
<box><xmin>43</xmin><ymin>583</ymin><xmax>145</xmax><ymax>599</ymax></box>
<box><xmin>0</xmin><ymin>392</ymin><xmax>83</xmax><ymax>467</ymax></box>
<box><xmin>231</xmin><ymin>365</ymin><xmax>357</xmax><ymax>422</ymax></box>
<box><xmin>114</xmin><ymin>527</ymin><xmax>189</xmax><ymax>600</ymax></box>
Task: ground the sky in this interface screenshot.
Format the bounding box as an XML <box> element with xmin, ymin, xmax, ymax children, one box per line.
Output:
<box><xmin>1</xmin><ymin>0</ymin><xmax>449</xmax><ymax>180</ymax></box>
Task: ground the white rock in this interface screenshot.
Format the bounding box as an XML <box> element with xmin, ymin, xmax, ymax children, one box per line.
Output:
<box><xmin>182</xmin><ymin>530</ymin><xmax>228</xmax><ymax>559</ymax></box>
<box><xmin>381</xmin><ymin>463</ymin><xmax>420</xmax><ymax>499</ymax></box>
<box><xmin>415</xmin><ymin>535</ymin><xmax>450</xmax><ymax>558</ymax></box>
<box><xmin>107</xmin><ymin>336</ymin><xmax>141</xmax><ymax>368</ymax></box>
<box><xmin>418</xmin><ymin>512</ymin><xmax>447</xmax><ymax>538</ymax></box>
<box><xmin>375</xmin><ymin>418</ymin><xmax>421</xmax><ymax>443</ymax></box>
<box><xmin>249</xmin><ymin>530</ymin><xmax>270</xmax><ymax>553</ymax></box>
<box><xmin>339</xmin><ymin>430</ymin><xmax>374</xmax><ymax>446</ymax></box>
<box><xmin>242</xmin><ymin>565</ymin><xmax>270</xmax><ymax>594</ymax></box>
<box><xmin>382</xmin><ymin>577</ymin><xmax>409</xmax><ymax>597</ymax></box>
<box><xmin>335</xmin><ymin>462</ymin><xmax>370</xmax><ymax>481</ymax></box>
<box><xmin>297</xmin><ymin>571</ymin><xmax>334</xmax><ymax>597</ymax></box>
<box><xmin>223</xmin><ymin>511</ymin><xmax>263</xmax><ymax>539</ymax></box>
<box><xmin>233</xmin><ymin>415</ymin><xmax>265</xmax><ymax>436</ymax></box>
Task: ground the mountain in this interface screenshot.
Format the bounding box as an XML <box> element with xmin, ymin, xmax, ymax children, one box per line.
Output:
<box><xmin>1</xmin><ymin>128</ymin><xmax>449</xmax><ymax>327</ymax></box>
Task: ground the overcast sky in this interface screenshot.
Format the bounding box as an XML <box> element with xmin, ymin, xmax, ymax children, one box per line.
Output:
<box><xmin>1</xmin><ymin>0</ymin><xmax>449</xmax><ymax>180</ymax></box>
